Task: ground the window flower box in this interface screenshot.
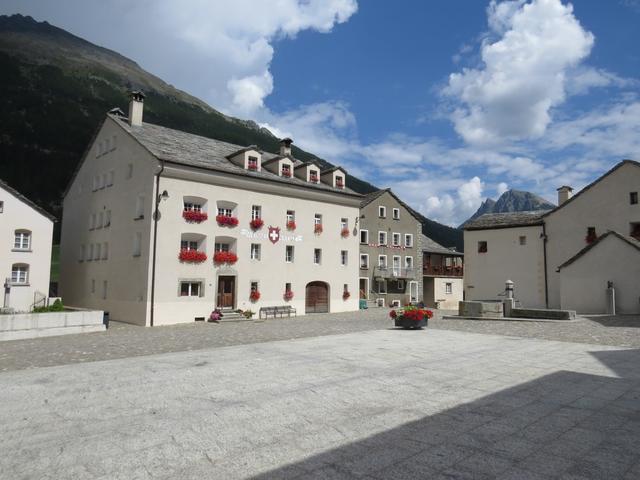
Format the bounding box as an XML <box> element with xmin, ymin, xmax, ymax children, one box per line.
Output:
<box><xmin>247</xmin><ymin>164</ymin><xmax>258</xmax><ymax>171</ymax></box>
<box><xmin>341</xmin><ymin>227</ymin><xmax>350</xmax><ymax>238</ymax></box>
<box><xmin>283</xmin><ymin>290</ymin><xmax>294</xmax><ymax>301</ymax></box>
<box><xmin>250</xmin><ymin>218</ymin><xmax>264</xmax><ymax>230</ymax></box>
<box><xmin>182</xmin><ymin>210</ymin><xmax>208</xmax><ymax>223</ymax></box>
<box><xmin>390</xmin><ymin>306</ymin><xmax>433</xmax><ymax>329</ymax></box>
<box><xmin>286</xmin><ymin>220</ymin><xmax>296</xmax><ymax>231</ymax></box>
<box><xmin>314</xmin><ymin>223</ymin><xmax>323</xmax><ymax>235</ymax></box>
<box><xmin>309</xmin><ymin>174</ymin><xmax>319</xmax><ymax>183</ymax></box>
<box><xmin>336</xmin><ymin>179</ymin><xmax>344</xmax><ymax>188</ymax></box>
<box><xmin>178</xmin><ymin>249</ymin><xmax>207</xmax><ymax>263</ymax></box>
<box><xmin>216</xmin><ymin>215</ymin><xmax>239</xmax><ymax>227</ymax></box>
<box><xmin>213</xmin><ymin>251</ymin><xmax>238</xmax><ymax>264</ymax></box>
<box><xmin>342</xmin><ymin>291</ymin><xmax>351</xmax><ymax>300</ymax></box>
<box><xmin>282</xmin><ymin>170</ymin><xmax>292</xmax><ymax>178</ymax></box>
<box><xmin>250</xmin><ymin>290</ymin><xmax>261</xmax><ymax>302</ymax></box>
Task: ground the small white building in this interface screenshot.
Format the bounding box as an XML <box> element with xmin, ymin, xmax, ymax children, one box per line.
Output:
<box><xmin>0</xmin><ymin>178</ymin><xmax>55</xmax><ymax>312</ymax></box>
<box><xmin>421</xmin><ymin>235</ymin><xmax>464</xmax><ymax>310</ymax></box>
<box><xmin>464</xmin><ymin>160</ymin><xmax>640</xmax><ymax>314</ymax></box>
<box><xmin>59</xmin><ymin>93</ymin><xmax>361</xmax><ymax>326</ymax></box>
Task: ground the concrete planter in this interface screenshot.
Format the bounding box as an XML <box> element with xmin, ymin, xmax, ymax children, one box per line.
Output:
<box><xmin>394</xmin><ymin>317</ymin><xmax>428</xmax><ymax>329</ymax></box>
<box><xmin>0</xmin><ymin>309</ymin><xmax>105</xmax><ymax>341</ymax></box>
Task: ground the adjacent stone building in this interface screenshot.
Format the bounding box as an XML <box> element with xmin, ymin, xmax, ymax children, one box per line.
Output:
<box><xmin>59</xmin><ymin>93</ymin><xmax>361</xmax><ymax>326</ymax></box>
<box><xmin>358</xmin><ymin>189</ymin><xmax>423</xmax><ymax>307</ymax></box>
<box><xmin>422</xmin><ymin>235</ymin><xmax>464</xmax><ymax>310</ymax></box>
<box><xmin>0</xmin><ymin>178</ymin><xmax>55</xmax><ymax>312</ymax></box>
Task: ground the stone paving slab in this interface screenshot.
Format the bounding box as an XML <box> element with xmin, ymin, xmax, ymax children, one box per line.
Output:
<box><xmin>0</xmin><ymin>328</ymin><xmax>639</xmax><ymax>479</ymax></box>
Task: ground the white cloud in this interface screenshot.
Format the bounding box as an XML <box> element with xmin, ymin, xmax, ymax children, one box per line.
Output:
<box><xmin>444</xmin><ymin>0</ymin><xmax>594</xmax><ymax>145</ymax></box>
<box><xmin>496</xmin><ymin>182</ymin><xmax>509</xmax><ymax>195</ymax></box>
<box><xmin>424</xmin><ymin>177</ymin><xmax>485</xmax><ymax>226</ymax></box>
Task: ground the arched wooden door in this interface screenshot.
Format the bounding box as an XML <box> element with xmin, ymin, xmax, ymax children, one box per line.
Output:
<box><xmin>305</xmin><ymin>281</ymin><xmax>329</xmax><ymax>313</ymax></box>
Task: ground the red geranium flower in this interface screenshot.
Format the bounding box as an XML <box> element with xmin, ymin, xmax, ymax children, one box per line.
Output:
<box><xmin>286</xmin><ymin>220</ymin><xmax>296</xmax><ymax>231</ymax></box>
<box><xmin>340</xmin><ymin>227</ymin><xmax>350</xmax><ymax>238</ymax></box>
<box><xmin>314</xmin><ymin>223</ymin><xmax>323</xmax><ymax>234</ymax></box>
<box><xmin>178</xmin><ymin>249</ymin><xmax>207</xmax><ymax>263</ymax></box>
<box><xmin>216</xmin><ymin>215</ymin><xmax>239</xmax><ymax>227</ymax></box>
<box><xmin>182</xmin><ymin>210</ymin><xmax>208</xmax><ymax>223</ymax></box>
<box><xmin>250</xmin><ymin>290</ymin><xmax>261</xmax><ymax>301</ymax></box>
<box><xmin>250</xmin><ymin>218</ymin><xmax>264</xmax><ymax>230</ymax></box>
<box><xmin>213</xmin><ymin>251</ymin><xmax>238</xmax><ymax>264</ymax></box>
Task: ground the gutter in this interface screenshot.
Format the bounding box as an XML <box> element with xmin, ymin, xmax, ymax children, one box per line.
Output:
<box><xmin>542</xmin><ymin>222</ymin><xmax>549</xmax><ymax>309</ymax></box>
<box><xmin>149</xmin><ymin>160</ymin><xmax>165</xmax><ymax>327</ymax></box>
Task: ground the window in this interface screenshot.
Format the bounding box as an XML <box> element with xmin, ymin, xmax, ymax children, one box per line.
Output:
<box><xmin>445</xmin><ymin>282</ymin><xmax>452</xmax><ymax>294</ymax></box>
<box><xmin>377</xmin><ymin>279</ymin><xmax>387</xmax><ymax>294</ymax></box>
<box><xmin>378</xmin><ymin>231</ymin><xmax>387</xmax><ymax>245</ymax></box>
<box><xmin>341</xmin><ymin>250</ymin><xmax>348</xmax><ymax>266</ymax></box>
<box><xmin>282</xmin><ymin>164</ymin><xmax>291</xmax><ymax>177</ymax></box>
<box><xmin>360</xmin><ymin>229</ymin><xmax>369</xmax><ymax>244</ymax></box>
<box><xmin>378</xmin><ymin>255</ymin><xmax>387</xmax><ymax>268</ymax></box>
<box><xmin>250</xmin><ymin>243</ymin><xmax>261</xmax><ymax>260</ymax></box>
<box><xmin>404</xmin><ymin>234</ymin><xmax>413</xmax><ymax>248</ymax></box>
<box><xmin>13</xmin><ymin>231</ymin><xmax>31</xmax><ymax>250</ymax></box>
<box><xmin>133</xmin><ymin>232</ymin><xmax>142</xmax><ymax>257</ymax></box>
<box><xmin>184</xmin><ymin>202</ymin><xmax>202</xmax><ymax>212</ymax></box>
<box><xmin>180</xmin><ymin>282</ymin><xmax>201</xmax><ymax>297</ymax></box>
<box><xmin>286</xmin><ymin>245</ymin><xmax>294</xmax><ymax>263</ymax></box>
<box><xmin>97</xmin><ymin>212</ymin><xmax>104</xmax><ymax>229</ymax></box>
<box><xmin>341</xmin><ymin>218</ymin><xmax>348</xmax><ymax>229</ymax></box>
<box><xmin>126</xmin><ymin>164</ymin><xmax>134</xmax><ymax>179</ymax></box>
<box><xmin>586</xmin><ymin>227</ymin><xmax>597</xmax><ymax>244</ymax></box>
<box><xmin>11</xmin><ymin>264</ymin><xmax>28</xmax><ymax>284</ymax></box>
<box><xmin>392</xmin><ymin>233</ymin><xmax>401</xmax><ymax>247</ymax></box>
<box><xmin>0</xmin><ymin>201</ymin><xmax>3</xmax><ymax>213</ymax></box>
<box><xmin>247</xmin><ymin>156</ymin><xmax>258</xmax><ymax>170</ymax></box>
<box><xmin>313</xmin><ymin>248</ymin><xmax>322</xmax><ymax>265</ymax></box>
<box><xmin>94</xmin><ymin>243</ymin><xmax>101</xmax><ymax>260</ymax></box>
<box><xmin>215</xmin><ymin>243</ymin><xmax>230</xmax><ymax>253</ymax></box>
<box><xmin>107</xmin><ymin>171</ymin><xmax>114</xmax><ymax>187</ymax></box>
<box><xmin>519</xmin><ymin>236</ymin><xmax>527</xmax><ymax>246</ymax></box>
<box><xmin>102</xmin><ymin>242</ymin><xmax>109</xmax><ymax>260</ymax></box>
<box><xmin>405</xmin><ymin>256</ymin><xmax>413</xmax><ymax>270</ymax></box>
<box><xmin>285</xmin><ymin>282</ymin><xmax>292</xmax><ymax>293</ymax></box>
<box><xmin>181</xmin><ymin>240</ymin><xmax>198</xmax><ymax>250</ymax></box>
<box><xmin>478</xmin><ymin>241</ymin><xmax>487</xmax><ymax>253</ymax></box>
<box><xmin>378</xmin><ymin>206</ymin><xmax>386</xmax><ymax>218</ymax></box>
<box><xmin>335</xmin><ymin>176</ymin><xmax>344</xmax><ymax>188</ymax></box>
<box><xmin>631</xmin><ymin>192</ymin><xmax>638</xmax><ymax>205</ymax></box>
<box><xmin>218</xmin><ymin>207</ymin><xmax>233</xmax><ymax>217</ymax></box>
<box><xmin>392</xmin><ymin>208</ymin><xmax>400</xmax><ymax>220</ymax></box>
<box><xmin>100</xmin><ymin>173</ymin><xmax>107</xmax><ymax>189</ymax></box>
<box><xmin>314</xmin><ymin>213</ymin><xmax>322</xmax><ymax>225</ymax></box>
<box><xmin>309</xmin><ymin>170</ymin><xmax>319</xmax><ymax>183</ymax></box>
<box><xmin>135</xmin><ymin>195</ymin><xmax>145</xmax><ymax>219</ymax></box>
<box><xmin>251</xmin><ymin>205</ymin><xmax>262</xmax><ymax>220</ymax></box>
<box><xmin>286</xmin><ymin>210</ymin><xmax>295</xmax><ymax>223</ymax></box>
<box><xmin>104</xmin><ymin>210</ymin><xmax>111</xmax><ymax>227</ymax></box>
<box><xmin>631</xmin><ymin>222</ymin><xmax>640</xmax><ymax>240</ymax></box>
<box><xmin>360</xmin><ymin>254</ymin><xmax>369</xmax><ymax>269</ymax></box>
<box><xmin>251</xmin><ymin>281</ymin><xmax>259</xmax><ymax>293</ymax></box>
<box><xmin>102</xmin><ymin>280</ymin><xmax>108</xmax><ymax>300</ymax></box>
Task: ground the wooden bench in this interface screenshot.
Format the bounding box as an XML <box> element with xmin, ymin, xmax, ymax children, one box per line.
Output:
<box><xmin>259</xmin><ymin>306</ymin><xmax>297</xmax><ymax>319</ymax></box>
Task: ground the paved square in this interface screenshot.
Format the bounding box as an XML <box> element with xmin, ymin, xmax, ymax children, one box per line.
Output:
<box><xmin>1</xmin><ymin>328</ymin><xmax>639</xmax><ymax>479</ymax></box>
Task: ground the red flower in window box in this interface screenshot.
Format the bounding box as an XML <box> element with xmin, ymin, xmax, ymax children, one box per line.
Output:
<box><xmin>216</xmin><ymin>215</ymin><xmax>239</xmax><ymax>227</ymax></box>
<box><xmin>342</xmin><ymin>291</ymin><xmax>351</xmax><ymax>300</ymax></box>
<box><xmin>282</xmin><ymin>170</ymin><xmax>292</xmax><ymax>178</ymax></box>
<box><xmin>250</xmin><ymin>218</ymin><xmax>264</xmax><ymax>230</ymax></box>
<box><xmin>336</xmin><ymin>179</ymin><xmax>344</xmax><ymax>188</ymax></box>
<box><xmin>250</xmin><ymin>290</ymin><xmax>261</xmax><ymax>302</ymax></box>
<box><xmin>213</xmin><ymin>251</ymin><xmax>238</xmax><ymax>264</ymax></box>
<box><xmin>182</xmin><ymin>210</ymin><xmax>208</xmax><ymax>223</ymax></box>
<box><xmin>340</xmin><ymin>227</ymin><xmax>350</xmax><ymax>238</ymax></box>
<box><xmin>286</xmin><ymin>220</ymin><xmax>296</xmax><ymax>231</ymax></box>
<box><xmin>248</xmin><ymin>164</ymin><xmax>258</xmax><ymax>171</ymax></box>
<box><xmin>314</xmin><ymin>223</ymin><xmax>323</xmax><ymax>234</ymax></box>
<box><xmin>310</xmin><ymin>174</ymin><xmax>319</xmax><ymax>183</ymax></box>
<box><xmin>178</xmin><ymin>249</ymin><xmax>207</xmax><ymax>263</ymax></box>
<box><xmin>283</xmin><ymin>290</ymin><xmax>294</xmax><ymax>301</ymax></box>
<box><xmin>389</xmin><ymin>309</ymin><xmax>398</xmax><ymax>319</ymax></box>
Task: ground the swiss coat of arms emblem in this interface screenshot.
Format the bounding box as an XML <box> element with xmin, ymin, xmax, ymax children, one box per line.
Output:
<box><xmin>268</xmin><ymin>226</ymin><xmax>281</xmax><ymax>244</ymax></box>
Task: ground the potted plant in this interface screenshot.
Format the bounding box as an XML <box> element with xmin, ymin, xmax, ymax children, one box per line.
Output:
<box><xmin>390</xmin><ymin>306</ymin><xmax>433</xmax><ymax>329</ymax></box>
<box><xmin>182</xmin><ymin>210</ymin><xmax>208</xmax><ymax>223</ymax></box>
<box><xmin>213</xmin><ymin>251</ymin><xmax>238</xmax><ymax>265</ymax></box>
<box><xmin>216</xmin><ymin>215</ymin><xmax>239</xmax><ymax>227</ymax></box>
<box><xmin>178</xmin><ymin>249</ymin><xmax>207</xmax><ymax>263</ymax></box>
<box><xmin>250</xmin><ymin>290</ymin><xmax>261</xmax><ymax>302</ymax></box>
<box><xmin>340</xmin><ymin>227</ymin><xmax>350</xmax><ymax>238</ymax></box>
<box><xmin>343</xmin><ymin>290</ymin><xmax>351</xmax><ymax>300</ymax></box>
<box><xmin>243</xmin><ymin>309</ymin><xmax>255</xmax><ymax>319</ymax></box>
<box><xmin>250</xmin><ymin>218</ymin><xmax>264</xmax><ymax>230</ymax></box>
<box><xmin>286</xmin><ymin>220</ymin><xmax>296</xmax><ymax>231</ymax></box>
<box><xmin>314</xmin><ymin>223</ymin><xmax>323</xmax><ymax>235</ymax></box>
<box><xmin>284</xmin><ymin>290</ymin><xmax>294</xmax><ymax>301</ymax></box>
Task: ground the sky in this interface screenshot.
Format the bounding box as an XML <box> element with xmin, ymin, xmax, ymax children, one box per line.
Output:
<box><xmin>2</xmin><ymin>0</ymin><xmax>640</xmax><ymax>226</ymax></box>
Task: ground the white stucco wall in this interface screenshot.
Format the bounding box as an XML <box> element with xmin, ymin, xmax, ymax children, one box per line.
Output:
<box><xmin>560</xmin><ymin>235</ymin><xmax>640</xmax><ymax>314</ymax></box>
<box><xmin>545</xmin><ymin>162</ymin><xmax>640</xmax><ymax>308</ymax></box>
<box><xmin>431</xmin><ymin>277</ymin><xmax>463</xmax><ymax>310</ymax></box>
<box><xmin>0</xmin><ymin>184</ymin><xmax>54</xmax><ymax>312</ymax></box>
<box><xmin>464</xmin><ymin>225</ymin><xmax>545</xmax><ymax>308</ymax></box>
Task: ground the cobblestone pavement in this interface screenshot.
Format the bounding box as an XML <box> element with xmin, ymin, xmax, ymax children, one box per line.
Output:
<box><xmin>1</xmin><ymin>310</ymin><xmax>639</xmax><ymax>372</ymax></box>
<box><xmin>1</xmin><ymin>328</ymin><xmax>639</xmax><ymax>479</ymax></box>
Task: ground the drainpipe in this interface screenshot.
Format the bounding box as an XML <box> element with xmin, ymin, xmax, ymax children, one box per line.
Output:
<box><xmin>150</xmin><ymin>161</ymin><xmax>165</xmax><ymax>327</ymax></box>
<box><xmin>542</xmin><ymin>222</ymin><xmax>549</xmax><ymax>309</ymax></box>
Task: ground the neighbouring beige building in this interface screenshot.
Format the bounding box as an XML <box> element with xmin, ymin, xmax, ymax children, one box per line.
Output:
<box><xmin>1</xmin><ymin>178</ymin><xmax>55</xmax><ymax>312</ymax></box>
<box><xmin>358</xmin><ymin>190</ymin><xmax>423</xmax><ymax>307</ymax></box>
<box><xmin>464</xmin><ymin>160</ymin><xmax>640</xmax><ymax>314</ymax></box>
<box><xmin>59</xmin><ymin>93</ymin><xmax>361</xmax><ymax>326</ymax></box>
<box><xmin>421</xmin><ymin>235</ymin><xmax>464</xmax><ymax>310</ymax></box>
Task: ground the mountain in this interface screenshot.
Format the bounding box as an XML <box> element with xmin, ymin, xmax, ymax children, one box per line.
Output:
<box><xmin>0</xmin><ymin>14</ymin><xmax>462</xmax><ymax>249</ymax></box>
<box><xmin>461</xmin><ymin>189</ymin><xmax>556</xmax><ymax>227</ymax></box>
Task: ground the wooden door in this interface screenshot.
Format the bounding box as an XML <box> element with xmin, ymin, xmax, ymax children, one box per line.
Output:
<box><xmin>217</xmin><ymin>276</ymin><xmax>235</xmax><ymax>308</ymax></box>
<box><xmin>305</xmin><ymin>282</ymin><xmax>328</xmax><ymax>313</ymax></box>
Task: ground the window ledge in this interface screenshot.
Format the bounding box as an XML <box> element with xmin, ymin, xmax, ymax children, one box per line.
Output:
<box><xmin>132</xmin><ymin>253</ymin><xmax>141</xmax><ymax>258</ymax></box>
<box><xmin>133</xmin><ymin>216</ymin><xmax>144</xmax><ymax>221</ymax></box>
<box><xmin>11</xmin><ymin>249</ymin><xmax>32</xmax><ymax>253</ymax></box>
<box><xmin>10</xmin><ymin>283</ymin><xmax>30</xmax><ymax>287</ymax></box>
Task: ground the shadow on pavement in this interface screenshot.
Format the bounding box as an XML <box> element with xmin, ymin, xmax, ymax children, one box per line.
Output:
<box><xmin>249</xmin><ymin>349</ymin><xmax>640</xmax><ymax>479</ymax></box>
<box><xmin>584</xmin><ymin>315</ymin><xmax>640</xmax><ymax>329</ymax></box>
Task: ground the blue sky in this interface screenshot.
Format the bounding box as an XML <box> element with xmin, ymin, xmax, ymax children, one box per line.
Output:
<box><xmin>3</xmin><ymin>0</ymin><xmax>640</xmax><ymax>225</ymax></box>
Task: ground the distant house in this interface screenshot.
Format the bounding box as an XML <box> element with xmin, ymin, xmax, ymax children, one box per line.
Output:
<box><xmin>421</xmin><ymin>235</ymin><xmax>464</xmax><ymax>310</ymax></box>
<box><xmin>0</xmin><ymin>178</ymin><xmax>55</xmax><ymax>312</ymax></box>
<box><xmin>464</xmin><ymin>160</ymin><xmax>640</xmax><ymax>314</ymax></box>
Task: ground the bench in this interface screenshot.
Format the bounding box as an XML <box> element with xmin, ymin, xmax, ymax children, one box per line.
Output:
<box><xmin>259</xmin><ymin>305</ymin><xmax>297</xmax><ymax>319</ymax></box>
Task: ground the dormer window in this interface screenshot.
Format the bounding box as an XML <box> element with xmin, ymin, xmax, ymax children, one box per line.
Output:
<box><xmin>335</xmin><ymin>176</ymin><xmax>344</xmax><ymax>188</ymax></box>
<box><xmin>309</xmin><ymin>171</ymin><xmax>319</xmax><ymax>183</ymax></box>
<box><xmin>247</xmin><ymin>156</ymin><xmax>258</xmax><ymax>171</ymax></box>
<box><xmin>282</xmin><ymin>164</ymin><xmax>292</xmax><ymax>177</ymax></box>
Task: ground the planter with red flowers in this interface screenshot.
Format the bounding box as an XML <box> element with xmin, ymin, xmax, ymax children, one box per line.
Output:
<box><xmin>213</xmin><ymin>251</ymin><xmax>238</xmax><ymax>265</ymax></box>
<box><xmin>178</xmin><ymin>249</ymin><xmax>207</xmax><ymax>263</ymax></box>
<box><xmin>216</xmin><ymin>215</ymin><xmax>239</xmax><ymax>227</ymax></box>
<box><xmin>390</xmin><ymin>306</ymin><xmax>433</xmax><ymax>330</ymax></box>
<box><xmin>247</xmin><ymin>164</ymin><xmax>258</xmax><ymax>171</ymax></box>
<box><xmin>182</xmin><ymin>210</ymin><xmax>208</xmax><ymax>223</ymax></box>
<box><xmin>283</xmin><ymin>290</ymin><xmax>294</xmax><ymax>301</ymax></box>
<box><xmin>314</xmin><ymin>223</ymin><xmax>323</xmax><ymax>235</ymax></box>
<box><xmin>340</xmin><ymin>227</ymin><xmax>350</xmax><ymax>238</ymax></box>
<box><xmin>250</xmin><ymin>218</ymin><xmax>264</xmax><ymax>230</ymax></box>
<box><xmin>286</xmin><ymin>220</ymin><xmax>296</xmax><ymax>231</ymax></box>
<box><xmin>342</xmin><ymin>291</ymin><xmax>351</xmax><ymax>300</ymax></box>
<box><xmin>249</xmin><ymin>290</ymin><xmax>261</xmax><ymax>302</ymax></box>
<box><xmin>282</xmin><ymin>170</ymin><xmax>292</xmax><ymax>178</ymax></box>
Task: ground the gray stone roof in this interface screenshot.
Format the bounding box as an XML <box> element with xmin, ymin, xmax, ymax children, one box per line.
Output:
<box><xmin>112</xmin><ymin>115</ymin><xmax>359</xmax><ymax>197</ymax></box>
<box><xmin>557</xmin><ymin>231</ymin><xmax>640</xmax><ymax>270</ymax></box>
<box><xmin>421</xmin><ymin>234</ymin><xmax>463</xmax><ymax>256</ymax></box>
<box><xmin>463</xmin><ymin>210</ymin><xmax>548</xmax><ymax>230</ymax></box>
<box><xmin>0</xmin><ymin>177</ymin><xmax>56</xmax><ymax>222</ymax></box>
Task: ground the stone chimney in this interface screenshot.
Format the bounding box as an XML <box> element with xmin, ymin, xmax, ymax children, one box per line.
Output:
<box><xmin>557</xmin><ymin>185</ymin><xmax>573</xmax><ymax>205</ymax></box>
<box><xmin>128</xmin><ymin>91</ymin><xmax>145</xmax><ymax>126</ymax></box>
<box><xmin>279</xmin><ymin>137</ymin><xmax>293</xmax><ymax>157</ymax></box>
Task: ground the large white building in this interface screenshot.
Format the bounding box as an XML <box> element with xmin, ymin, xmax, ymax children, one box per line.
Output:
<box><xmin>464</xmin><ymin>160</ymin><xmax>640</xmax><ymax>314</ymax></box>
<box><xmin>1</xmin><ymin>178</ymin><xmax>55</xmax><ymax>312</ymax></box>
<box><xmin>59</xmin><ymin>93</ymin><xmax>361</xmax><ymax>326</ymax></box>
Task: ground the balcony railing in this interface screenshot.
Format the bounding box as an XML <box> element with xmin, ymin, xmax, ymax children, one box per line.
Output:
<box><xmin>373</xmin><ymin>266</ymin><xmax>416</xmax><ymax>279</ymax></box>
<box><xmin>423</xmin><ymin>265</ymin><xmax>464</xmax><ymax>277</ymax></box>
